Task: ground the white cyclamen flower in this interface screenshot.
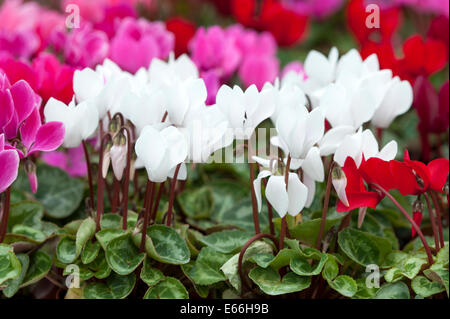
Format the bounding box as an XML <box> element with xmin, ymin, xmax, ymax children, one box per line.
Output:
<box><xmin>216</xmin><ymin>84</ymin><xmax>275</xmax><ymax>140</ymax></box>
<box><xmin>253</xmin><ymin>171</ymin><xmax>308</xmax><ymax>218</ymax></box>
<box><xmin>44</xmin><ymin>97</ymin><xmax>99</xmax><ymax>148</ymax></box>
<box><xmin>371</xmin><ymin>76</ymin><xmax>413</xmax><ymax>129</ymax></box>
<box><xmin>135</xmin><ymin>125</ymin><xmax>188</xmax><ymax>183</ymax></box>
<box><xmin>333</xmin><ymin>128</ymin><xmax>398</xmax><ymax>168</ymax></box>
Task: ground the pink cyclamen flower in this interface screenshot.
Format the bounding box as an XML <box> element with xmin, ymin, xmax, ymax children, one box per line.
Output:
<box><xmin>0</xmin><ymin>30</ymin><xmax>39</xmax><ymax>59</ymax></box>
<box><xmin>239</xmin><ymin>54</ymin><xmax>279</xmax><ymax>90</ymax></box>
<box><xmin>0</xmin><ymin>73</ymin><xmax>65</xmax><ymax>193</ymax></box>
<box><xmin>189</xmin><ymin>26</ymin><xmax>241</xmax><ymax>78</ymax></box>
<box><xmin>57</xmin><ymin>24</ymin><xmax>110</xmax><ymax>69</ymax></box>
<box><xmin>109</xmin><ymin>17</ymin><xmax>174</xmax><ymax>73</ymax></box>
<box><xmin>0</xmin><ymin>133</ymin><xmax>19</xmax><ymax>193</ymax></box>
<box><xmin>281</xmin><ymin>61</ymin><xmax>307</xmax><ymax>79</ymax></box>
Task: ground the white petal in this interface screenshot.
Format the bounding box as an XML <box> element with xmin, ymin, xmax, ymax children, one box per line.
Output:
<box><xmin>265</xmin><ymin>176</ymin><xmax>289</xmax><ymax>218</ymax></box>
<box><xmin>361</xmin><ymin>129</ymin><xmax>379</xmax><ymax>159</ymax></box>
<box><xmin>333</xmin><ymin>131</ymin><xmax>363</xmax><ymax>167</ymax></box>
<box><xmin>377</xmin><ymin>140</ymin><xmax>398</xmax><ymax>161</ymax></box>
<box><xmin>303</xmin><ymin>174</ymin><xmax>316</xmax><ymax>208</ymax></box>
<box><xmin>318</xmin><ymin>126</ymin><xmax>355</xmax><ymax>156</ymax></box>
<box><xmin>135</xmin><ymin>125</ymin><xmax>166</xmax><ymax>182</ymax></box>
<box><xmin>253</xmin><ymin>170</ymin><xmax>272</xmax><ymax>212</ymax></box>
<box><xmin>287</xmin><ymin>173</ymin><xmax>308</xmax><ymax>216</ymax></box>
<box><xmin>305</xmin><ymin>50</ymin><xmax>333</xmax><ymax>85</ymax></box>
<box><xmin>73</xmin><ymin>68</ymin><xmax>104</xmax><ymax>103</ymax></box>
<box><xmin>302</xmin><ymin>147</ymin><xmax>324</xmax><ymax>182</ymax></box>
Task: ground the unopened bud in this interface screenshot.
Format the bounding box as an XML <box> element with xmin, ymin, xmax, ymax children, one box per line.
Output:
<box><xmin>411</xmin><ymin>199</ymin><xmax>424</xmax><ymax>238</ymax></box>
<box><xmin>444</xmin><ymin>180</ymin><xmax>449</xmax><ymax>196</ymax></box>
<box><xmin>108</xmin><ymin>118</ymin><xmax>119</xmax><ymax>134</ymax></box>
<box><xmin>102</xmin><ymin>140</ymin><xmax>113</xmax><ymax>179</ymax></box>
<box><xmin>110</xmin><ymin>133</ymin><xmax>128</xmax><ymax>181</ymax></box>
<box><xmin>332</xmin><ymin>166</ymin><xmax>349</xmax><ymax>207</ymax></box>
<box><xmin>24</xmin><ymin>159</ymin><xmax>37</xmax><ymax>193</ymax></box>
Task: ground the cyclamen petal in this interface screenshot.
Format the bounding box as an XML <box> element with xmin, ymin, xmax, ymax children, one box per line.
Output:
<box><xmin>253</xmin><ymin>170</ymin><xmax>273</xmax><ymax>213</ymax></box>
<box><xmin>0</xmin><ymin>146</ymin><xmax>20</xmax><ymax>193</ymax></box>
<box><xmin>265</xmin><ymin>175</ymin><xmax>289</xmax><ymax>218</ymax></box>
<box><xmin>29</xmin><ymin>122</ymin><xmax>65</xmax><ymax>154</ymax></box>
<box><xmin>287</xmin><ymin>173</ymin><xmax>308</xmax><ymax>216</ymax></box>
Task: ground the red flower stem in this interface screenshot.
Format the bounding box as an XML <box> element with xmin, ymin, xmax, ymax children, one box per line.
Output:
<box><xmin>424</xmin><ymin>193</ymin><xmax>440</xmax><ymax>250</ymax></box>
<box><xmin>248</xmin><ymin>141</ymin><xmax>260</xmax><ymax>234</ymax></box>
<box><xmin>430</xmin><ymin>191</ymin><xmax>445</xmax><ymax>248</ymax></box>
<box><xmin>150</xmin><ymin>181</ymin><xmax>165</xmax><ymax>224</ymax></box>
<box><xmin>82</xmin><ymin>140</ymin><xmax>94</xmax><ymax>207</ymax></box>
<box><xmin>279</xmin><ymin>155</ymin><xmax>292</xmax><ymax>250</ymax></box>
<box><xmin>121</xmin><ymin>126</ymin><xmax>132</xmax><ymax>230</ymax></box>
<box><xmin>166</xmin><ymin>163</ymin><xmax>181</xmax><ymax>227</ymax></box>
<box><xmin>140</xmin><ymin>180</ymin><xmax>155</xmax><ymax>252</ymax></box>
<box><xmin>0</xmin><ymin>187</ymin><xmax>11</xmax><ymax>243</ymax></box>
<box><xmin>111</xmin><ymin>178</ymin><xmax>120</xmax><ymax>213</ymax></box>
<box><xmin>316</xmin><ymin>161</ymin><xmax>336</xmax><ymax>250</ymax></box>
<box><xmin>370</xmin><ymin>183</ymin><xmax>434</xmax><ymax>265</ymax></box>
<box><xmin>96</xmin><ymin>134</ymin><xmax>112</xmax><ymax>231</ymax></box>
<box><xmin>237</xmin><ymin>233</ymin><xmax>279</xmax><ymax>293</ymax></box>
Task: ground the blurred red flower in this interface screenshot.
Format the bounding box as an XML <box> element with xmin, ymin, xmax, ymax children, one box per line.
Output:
<box><xmin>166</xmin><ymin>17</ymin><xmax>196</xmax><ymax>57</ymax></box>
<box><xmin>231</xmin><ymin>0</ymin><xmax>308</xmax><ymax>47</ymax></box>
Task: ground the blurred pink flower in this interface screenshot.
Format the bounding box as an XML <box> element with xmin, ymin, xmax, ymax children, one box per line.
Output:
<box><xmin>239</xmin><ymin>54</ymin><xmax>279</xmax><ymax>90</ymax></box>
<box><xmin>201</xmin><ymin>70</ymin><xmax>221</xmax><ymax>105</ymax></box>
<box><xmin>384</xmin><ymin>0</ymin><xmax>449</xmax><ymax>17</ymax></box>
<box><xmin>281</xmin><ymin>0</ymin><xmax>344</xmax><ymax>19</ymax></box>
<box><xmin>190</xmin><ymin>26</ymin><xmax>241</xmax><ymax>78</ymax></box>
<box><xmin>53</xmin><ymin>24</ymin><xmax>110</xmax><ymax>68</ymax></box>
<box><xmin>42</xmin><ymin>145</ymin><xmax>87</xmax><ymax>178</ymax></box>
<box><xmin>0</xmin><ymin>30</ymin><xmax>39</xmax><ymax>59</ymax></box>
<box><xmin>109</xmin><ymin>17</ymin><xmax>174</xmax><ymax>73</ymax></box>
<box><xmin>0</xmin><ymin>0</ymin><xmax>40</xmax><ymax>32</ymax></box>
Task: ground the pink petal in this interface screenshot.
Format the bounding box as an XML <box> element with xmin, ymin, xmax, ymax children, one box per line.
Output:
<box><xmin>10</xmin><ymin>80</ymin><xmax>36</xmax><ymax>123</ymax></box>
<box><xmin>0</xmin><ymin>149</ymin><xmax>19</xmax><ymax>193</ymax></box>
<box><xmin>20</xmin><ymin>107</ymin><xmax>41</xmax><ymax>150</ymax></box>
<box><xmin>0</xmin><ymin>89</ymin><xmax>14</xmax><ymax>130</ymax></box>
<box><xmin>29</xmin><ymin>121</ymin><xmax>65</xmax><ymax>154</ymax></box>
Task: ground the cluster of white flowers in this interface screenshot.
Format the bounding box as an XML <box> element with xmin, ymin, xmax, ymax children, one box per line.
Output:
<box><xmin>44</xmin><ymin>47</ymin><xmax>413</xmax><ymax>218</ymax></box>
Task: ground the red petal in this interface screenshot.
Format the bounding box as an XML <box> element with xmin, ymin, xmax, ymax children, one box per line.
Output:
<box><xmin>428</xmin><ymin>158</ymin><xmax>450</xmax><ymax>192</ymax></box>
<box><xmin>402</xmin><ymin>35</ymin><xmax>426</xmax><ymax>73</ymax></box>
<box><xmin>389</xmin><ymin>160</ymin><xmax>419</xmax><ymax>195</ymax></box>
<box><xmin>337</xmin><ymin>192</ymin><xmax>380</xmax><ymax>213</ymax></box>
<box><xmin>424</xmin><ymin>39</ymin><xmax>448</xmax><ymax>75</ymax></box>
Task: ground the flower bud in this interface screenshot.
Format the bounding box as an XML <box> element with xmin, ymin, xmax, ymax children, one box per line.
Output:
<box><xmin>332</xmin><ymin>166</ymin><xmax>349</xmax><ymax>207</ymax></box>
<box><xmin>411</xmin><ymin>199</ymin><xmax>424</xmax><ymax>238</ymax></box>
<box><xmin>102</xmin><ymin>139</ymin><xmax>113</xmax><ymax>179</ymax></box>
<box><xmin>24</xmin><ymin>159</ymin><xmax>37</xmax><ymax>194</ymax></box>
<box><xmin>108</xmin><ymin>118</ymin><xmax>119</xmax><ymax>134</ymax></box>
<box><xmin>110</xmin><ymin>133</ymin><xmax>128</xmax><ymax>181</ymax></box>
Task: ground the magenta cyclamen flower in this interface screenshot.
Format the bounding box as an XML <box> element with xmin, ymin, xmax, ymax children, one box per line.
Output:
<box><xmin>109</xmin><ymin>17</ymin><xmax>174</xmax><ymax>73</ymax></box>
<box><xmin>55</xmin><ymin>24</ymin><xmax>110</xmax><ymax>69</ymax></box>
<box><xmin>0</xmin><ymin>73</ymin><xmax>65</xmax><ymax>193</ymax></box>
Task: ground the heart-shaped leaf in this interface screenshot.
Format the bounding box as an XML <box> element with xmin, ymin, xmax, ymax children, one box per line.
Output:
<box><xmin>322</xmin><ymin>257</ymin><xmax>339</xmax><ymax>281</ymax></box>
<box><xmin>75</xmin><ymin>218</ymin><xmax>96</xmax><ymax>260</ymax></box>
<box><xmin>81</xmin><ymin>240</ymin><xmax>101</xmax><ymax>265</ymax></box>
<box><xmin>83</xmin><ymin>273</ymin><xmax>136</xmax><ymax>299</ymax></box>
<box><xmin>106</xmin><ymin>233</ymin><xmax>145</xmax><ymax>275</ymax></box>
<box><xmin>133</xmin><ymin>225</ymin><xmax>190</xmax><ymax>265</ymax></box>
<box><xmin>338</xmin><ymin>228</ymin><xmax>392</xmax><ymax>266</ymax></box>
<box><xmin>198</xmin><ymin>230</ymin><xmax>253</xmax><ymax>254</ymax></box>
<box><xmin>13</xmin><ymin>164</ymin><xmax>84</xmax><ymax>219</ymax></box>
<box><xmin>140</xmin><ymin>257</ymin><xmax>164</xmax><ymax>286</ymax></box>
<box><xmin>2</xmin><ymin>253</ymin><xmax>29</xmax><ymax>298</ymax></box>
<box><xmin>412</xmin><ymin>276</ymin><xmax>445</xmax><ymax>297</ymax></box>
<box><xmin>177</xmin><ymin>186</ymin><xmax>214</xmax><ymax>220</ymax></box>
<box><xmin>21</xmin><ymin>251</ymin><xmax>52</xmax><ymax>288</ymax></box>
<box><xmin>374</xmin><ymin>282</ymin><xmax>410</xmax><ymax>299</ymax></box>
<box><xmin>188</xmin><ymin>247</ymin><xmax>231</xmax><ymax>285</ymax></box>
<box><xmin>143</xmin><ymin>277</ymin><xmax>188</xmax><ymax>299</ymax></box>
<box><xmin>248</xmin><ymin>267</ymin><xmax>311</xmax><ymax>296</ymax></box>
<box><xmin>290</xmin><ymin>254</ymin><xmax>328</xmax><ymax>276</ymax></box>
<box><xmin>328</xmin><ymin>275</ymin><xmax>358</xmax><ymax>298</ymax></box>
<box><xmin>0</xmin><ymin>244</ymin><xmax>21</xmax><ymax>286</ymax></box>
<box><xmin>96</xmin><ymin>229</ymin><xmax>127</xmax><ymax>250</ymax></box>
<box><xmin>57</xmin><ymin>237</ymin><xmax>77</xmax><ymax>264</ymax></box>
